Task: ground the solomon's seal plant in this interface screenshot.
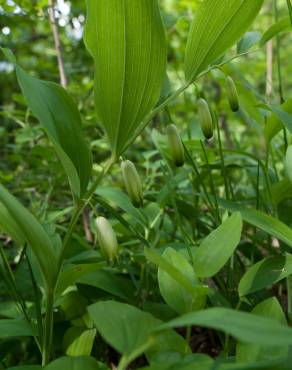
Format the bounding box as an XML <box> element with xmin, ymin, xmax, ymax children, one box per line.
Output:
<box><xmin>3</xmin><ymin>1</ymin><xmax>292</xmax><ymax>370</ymax></box>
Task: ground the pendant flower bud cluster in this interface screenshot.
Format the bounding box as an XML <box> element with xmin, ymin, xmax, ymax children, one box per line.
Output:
<box><xmin>198</xmin><ymin>98</ymin><xmax>213</xmax><ymax>140</ymax></box>
<box><xmin>121</xmin><ymin>160</ymin><xmax>143</xmax><ymax>207</ymax></box>
<box><xmin>95</xmin><ymin>217</ymin><xmax>118</xmax><ymax>263</ymax></box>
<box><xmin>226</xmin><ymin>76</ymin><xmax>239</xmax><ymax>112</ymax></box>
<box><xmin>166</xmin><ymin>124</ymin><xmax>185</xmax><ymax>167</ymax></box>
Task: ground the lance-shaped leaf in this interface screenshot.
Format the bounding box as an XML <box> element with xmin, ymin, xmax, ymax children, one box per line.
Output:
<box><xmin>1</xmin><ymin>48</ymin><xmax>92</xmax><ymax>199</ymax></box>
<box><xmin>16</xmin><ymin>66</ymin><xmax>92</xmax><ymax>198</ymax></box>
<box><xmin>194</xmin><ymin>213</ymin><xmax>242</xmax><ymax>278</ymax></box>
<box><xmin>156</xmin><ymin>307</ymin><xmax>292</xmax><ymax>346</ymax></box>
<box><xmin>236</xmin><ymin>298</ymin><xmax>289</xmax><ymax>362</ymax></box>
<box><xmin>0</xmin><ymin>183</ymin><xmax>58</xmax><ymax>288</ymax></box>
<box><xmin>84</xmin><ymin>0</ymin><xmax>167</xmax><ymax>157</ymax></box>
<box><xmin>184</xmin><ymin>0</ymin><xmax>264</xmax><ymax>82</ymax></box>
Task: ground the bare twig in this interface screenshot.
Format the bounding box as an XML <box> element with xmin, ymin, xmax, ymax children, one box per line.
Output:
<box><xmin>82</xmin><ymin>207</ymin><xmax>93</xmax><ymax>243</ymax></box>
<box><xmin>48</xmin><ymin>0</ymin><xmax>68</xmax><ymax>87</ymax></box>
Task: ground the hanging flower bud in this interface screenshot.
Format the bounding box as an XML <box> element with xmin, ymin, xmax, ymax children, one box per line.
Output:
<box><xmin>285</xmin><ymin>146</ymin><xmax>292</xmax><ymax>183</ymax></box>
<box><xmin>226</xmin><ymin>76</ymin><xmax>239</xmax><ymax>112</ymax></box>
<box><xmin>121</xmin><ymin>160</ymin><xmax>143</xmax><ymax>207</ymax></box>
<box><xmin>166</xmin><ymin>124</ymin><xmax>185</xmax><ymax>167</ymax></box>
<box><xmin>95</xmin><ymin>217</ymin><xmax>118</xmax><ymax>262</ymax></box>
<box><xmin>198</xmin><ymin>98</ymin><xmax>213</xmax><ymax>140</ymax></box>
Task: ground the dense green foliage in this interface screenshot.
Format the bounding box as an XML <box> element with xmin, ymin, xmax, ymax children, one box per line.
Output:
<box><xmin>1</xmin><ymin>0</ymin><xmax>292</xmax><ymax>369</ymax></box>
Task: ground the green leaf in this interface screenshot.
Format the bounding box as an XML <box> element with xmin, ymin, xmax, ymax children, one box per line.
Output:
<box><xmin>264</xmin><ymin>99</ymin><xmax>292</xmax><ymax>143</ymax></box>
<box><xmin>145</xmin><ymin>248</ymin><xmax>209</xmax><ymax>297</ymax></box>
<box><xmin>2</xmin><ymin>49</ymin><xmax>92</xmax><ymax>199</ymax></box>
<box><xmin>78</xmin><ymin>270</ymin><xmax>134</xmax><ymax>300</ymax></box>
<box><xmin>261</xmin><ymin>17</ymin><xmax>292</xmax><ymax>45</ymax></box>
<box><xmin>156</xmin><ymin>307</ymin><xmax>292</xmax><ymax>346</ymax></box>
<box><xmin>84</xmin><ymin>0</ymin><xmax>167</xmax><ymax>157</ymax></box>
<box><xmin>237</xmin><ymin>32</ymin><xmax>261</xmax><ymax>54</ymax></box>
<box><xmin>0</xmin><ymin>183</ymin><xmax>58</xmax><ymax>288</ymax></box>
<box><xmin>95</xmin><ymin>187</ymin><xmax>146</xmax><ymax>227</ymax></box>
<box><xmin>271</xmin><ymin>179</ymin><xmax>292</xmax><ymax>204</ymax></box>
<box><xmin>219</xmin><ymin>199</ymin><xmax>292</xmax><ymax>248</ymax></box>
<box><xmin>238</xmin><ymin>254</ymin><xmax>292</xmax><ymax>297</ymax></box>
<box><xmin>0</xmin><ymin>203</ymin><xmax>24</xmax><ymax>244</ymax></box>
<box><xmin>56</xmin><ymin>263</ymin><xmax>104</xmax><ymax>296</ymax></box>
<box><xmin>0</xmin><ymin>319</ymin><xmax>33</xmax><ymax>338</ymax></box>
<box><xmin>194</xmin><ymin>213</ymin><xmax>242</xmax><ymax>278</ymax></box>
<box><xmin>45</xmin><ymin>357</ymin><xmax>105</xmax><ymax>370</ymax></box>
<box><xmin>236</xmin><ymin>298</ymin><xmax>289</xmax><ymax>363</ymax></box>
<box><xmin>184</xmin><ymin>0</ymin><xmax>264</xmax><ymax>82</ymax></box>
<box><xmin>63</xmin><ymin>327</ymin><xmax>97</xmax><ymax>356</ymax></box>
<box><xmin>158</xmin><ymin>248</ymin><xmax>206</xmax><ymax>314</ymax></box>
<box><xmin>88</xmin><ymin>301</ymin><xmax>187</xmax><ymax>360</ymax></box>
<box><xmin>285</xmin><ymin>146</ymin><xmax>292</xmax><ymax>184</ymax></box>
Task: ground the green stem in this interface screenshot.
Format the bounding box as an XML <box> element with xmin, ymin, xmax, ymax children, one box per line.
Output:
<box><xmin>117</xmin><ymin>339</ymin><xmax>154</xmax><ymax>370</ymax></box>
<box><xmin>58</xmin><ymin>157</ymin><xmax>115</xmax><ymax>265</ymax></box>
<box><xmin>42</xmin><ymin>157</ymin><xmax>115</xmax><ymax>365</ymax></box>
<box><xmin>42</xmin><ymin>288</ymin><xmax>54</xmax><ymax>366</ymax></box>
<box><xmin>183</xmin><ymin>142</ymin><xmax>218</xmax><ymax>224</ymax></box>
<box><xmin>185</xmin><ymin>326</ymin><xmax>192</xmax><ymax>353</ymax></box>
<box><xmin>200</xmin><ymin>140</ymin><xmax>221</xmax><ymax>223</ymax></box>
<box><xmin>0</xmin><ymin>247</ymin><xmax>42</xmax><ymax>352</ymax></box>
<box><xmin>215</xmin><ymin>113</ymin><xmax>230</xmax><ymax>201</ymax></box>
<box><xmin>287</xmin><ymin>0</ymin><xmax>292</xmax><ymax>25</ymax></box>
<box><xmin>274</xmin><ymin>1</ymin><xmax>288</xmax><ymax>150</ymax></box>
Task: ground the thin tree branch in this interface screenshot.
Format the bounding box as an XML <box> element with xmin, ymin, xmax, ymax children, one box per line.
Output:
<box><xmin>48</xmin><ymin>0</ymin><xmax>68</xmax><ymax>87</ymax></box>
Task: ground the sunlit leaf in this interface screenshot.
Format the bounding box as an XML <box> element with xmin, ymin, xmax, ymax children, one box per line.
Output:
<box><xmin>84</xmin><ymin>0</ymin><xmax>167</xmax><ymax>157</ymax></box>
<box><xmin>184</xmin><ymin>0</ymin><xmax>264</xmax><ymax>81</ymax></box>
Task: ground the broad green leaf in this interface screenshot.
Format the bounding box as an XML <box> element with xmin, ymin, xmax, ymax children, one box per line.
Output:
<box><xmin>194</xmin><ymin>213</ymin><xmax>242</xmax><ymax>278</ymax></box>
<box><xmin>78</xmin><ymin>270</ymin><xmax>134</xmax><ymax>300</ymax></box>
<box><xmin>0</xmin><ymin>47</ymin><xmax>93</xmax><ymax>199</ymax></box>
<box><xmin>238</xmin><ymin>254</ymin><xmax>292</xmax><ymax>297</ymax></box>
<box><xmin>237</xmin><ymin>298</ymin><xmax>289</xmax><ymax>363</ymax></box>
<box><xmin>145</xmin><ymin>247</ymin><xmax>209</xmax><ymax>297</ymax></box>
<box><xmin>271</xmin><ymin>178</ymin><xmax>292</xmax><ymax>204</ymax></box>
<box><xmin>219</xmin><ymin>199</ymin><xmax>292</xmax><ymax>248</ymax></box>
<box><xmin>158</xmin><ymin>248</ymin><xmax>206</xmax><ymax>314</ymax></box>
<box><xmin>0</xmin><ymin>203</ymin><xmax>24</xmax><ymax>244</ymax></box>
<box><xmin>63</xmin><ymin>327</ymin><xmax>97</xmax><ymax>356</ymax></box>
<box><xmin>143</xmin><ymin>353</ymin><xmax>214</xmax><ymax>370</ymax></box>
<box><xmin>16</xmin><ymin>65</ymin><xmax>92</xmax><ymax>198</ymax></box>
<box><xmin>0</xmin><ymin>183</ymin><xmax>58</xmax><ymax>288</ymax></box>
<box><xmin>56</xmin><ymin>263</ymin><xmax>104</xmax><ymax>296</ymax></box>
<box><xmin>264</xmin><ymin>99</ymin><xmax>292</xmax><ymax>142</ymax></box>
<box><xmin>237</xmin><ymin>32</ymin><xmax>261</xmax><ymax>54</ymax></box>
<box><xmin>84</xmin><ymin>0</ymin><xmax>167</xmax><ymax>157</ymax></box>
<box><xmin>157</xmin><ymin>307</ymin><xmax>292</xmax><ymax>346</ymax></box>
<box><xmin>88</xmin><ymin>301</ymin><xmax>187</xmax><ymax>360</ymax></box>
<box><xmin>0</xmin><ymin>319</ymin><xmax>33</xmax><ymax>338</ymax></box>
<box><xmin>261</xmin><ymin>17</ymin><xmax>291</xmax><ymax>45</ymax></box>
<box><xmin>45</xmin><ymin>356</ymin><xmax>106</xmax><ymax>370</ymax></box>
<box><xmin>184</xmin><ymin>0</ymin><xmax>264</xmax><ymax>82</ymax></box>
